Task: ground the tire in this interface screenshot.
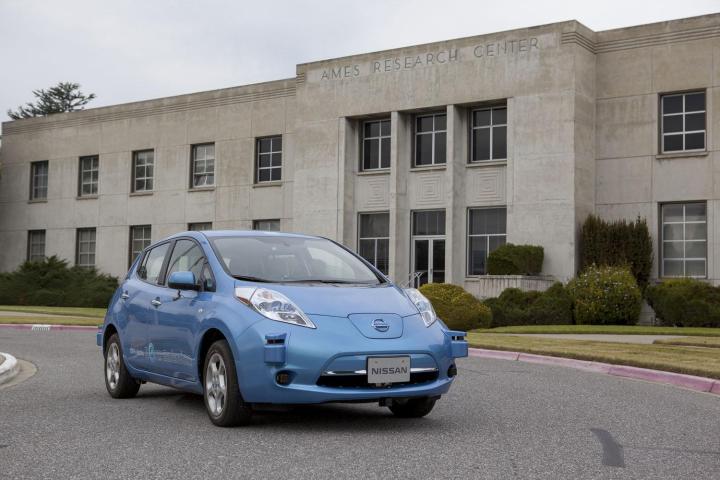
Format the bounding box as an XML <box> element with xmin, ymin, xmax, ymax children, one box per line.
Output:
<box><xmin>388</xmin><ymin>396</ymin><xmax>437</xmax><ymax>418</ymax></box>
<box><xmin>203</xmin><ymin>340</ymin><xmax>252</xmax><ymax>427</ymax></box>
<box><xmin>104</xmin><ymin>333</ymin><xmax>140</xmax><ymax>399</ymax></box>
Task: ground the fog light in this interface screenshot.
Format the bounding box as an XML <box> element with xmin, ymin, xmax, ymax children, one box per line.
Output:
<box><xmin>447</xmin><ymin>364</ymin><xmax>457</xmax><ymax>377</ymax></box>
<box><xmin>275</xmin><ymin>372</ymin><xmax>292</xmax><ymax>385</ymax></box>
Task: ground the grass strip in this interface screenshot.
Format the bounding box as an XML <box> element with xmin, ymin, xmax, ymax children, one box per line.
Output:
<box><xmin>476</xmin><ymin>324</ymin><xmax>720</xmax><ymax>337</ymax></box>
<box><xmin>0</xmin><ymin>305</ymin><xmax>106</xmax><ymax>318</ymax></box>
<box><xmin>653</xmin><ymin>337</ymin><xmax>720</xmax><ymax>349</ymax></box>
<box><xmin>0</xmin><ymin>316</ymin><xmax>102</xmax><ymax>326</ymax></box>
<box><xmin>466</xmin><ymin>332</ymin><xmax>720</xmax><ymax>380</ymax></box>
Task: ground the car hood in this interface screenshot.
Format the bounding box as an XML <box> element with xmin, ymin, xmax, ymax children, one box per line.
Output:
<box><xmin>237</xmin><ymin>282</ymin><xmax>419</xmax><ymax>317</ymax></box>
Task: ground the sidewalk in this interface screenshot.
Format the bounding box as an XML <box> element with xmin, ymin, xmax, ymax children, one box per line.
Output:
<box><xmin>493</xmin><ymin>333</ymin><xmax>687</xmax><ymax>344</ymax></box>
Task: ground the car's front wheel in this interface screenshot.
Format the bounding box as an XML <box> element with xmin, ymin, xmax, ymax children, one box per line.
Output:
<box><xmin>388</xmin><ymin>396</ymin><xmax>437</xmax><ymax>418</ymax></box>
<box><xmin>104</xmin><ymin>333</ymin><xmax>140</xmax><ymax>398</ymax></box>
<box><xmin>203</xmin><ymin>340</ymin><xmax>252</xmax><ymax>427</ymax></box>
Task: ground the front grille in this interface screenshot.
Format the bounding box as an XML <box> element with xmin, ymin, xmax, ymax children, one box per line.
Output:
<box><xmin>316</xmin><ymin>370</ymin><xmax>439</xmax><ymax>388</ymax></box>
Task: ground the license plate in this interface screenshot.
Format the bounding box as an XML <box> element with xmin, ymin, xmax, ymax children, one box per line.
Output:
<box><xmin>367</xmin><ymin>356</ymin><xmax>410</xmax><ymax>384</ymax></box>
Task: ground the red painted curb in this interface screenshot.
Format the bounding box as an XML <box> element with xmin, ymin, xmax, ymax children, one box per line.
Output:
<box><xmin>469</xmin><ymin>347</ymin><xmax>720</xmax><ymax>396</ymax></box>
<box><xmin>0</xmin><ymin>323</ymin><xmax>99</xmax><ymax>331</ymax></box>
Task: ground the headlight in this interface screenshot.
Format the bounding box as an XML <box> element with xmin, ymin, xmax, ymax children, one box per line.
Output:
<box><xmin>235</xmin><ymin>287</ymin><xmax>316</xmax><ymax>329</ymax></box>
<box><xmin>404</xmin><ymin>288</ymin><xmax>437</xmax><ymax>327</ymax></box>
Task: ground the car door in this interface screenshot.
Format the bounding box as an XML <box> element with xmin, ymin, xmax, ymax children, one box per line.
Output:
<box><xmin>150</xmin><ymin>238</ymin><xmax>214</xmax><ymax>381</ymax></box>
<box><xmin>123</xmin><ymin>241</ymin><xmax>171</xmax><ymax>371</ymax></box>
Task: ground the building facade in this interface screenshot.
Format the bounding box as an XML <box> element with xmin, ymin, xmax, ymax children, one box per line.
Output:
<box><xmin>1</xmin><ymin>14</ymin><xmax>719</xmax><ymax>292</ymax></box>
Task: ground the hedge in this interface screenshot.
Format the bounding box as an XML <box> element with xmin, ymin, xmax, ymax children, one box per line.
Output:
<box><xmin>419</xmin><ymin>283</ymin><xmax>492</xmax><ymax>331</ymax></box>
<box><xmin>567</xmin><ymin>265</ymin><xmax>641</xmax><ymax>325</ymax></box>
<box><xmin>646</xmin><ymin>279</ymin><xmax>720</xmax><ymax>327</ymax></box>
<box><xmin>579</xmin><ymin>215</ymin><xmax>653</xmax><ymax>290</ymax></box>
<box><xmin>486</xmin><ymin>244</ymin><xmax>544</xmax><ymax>276</ymax></box>
<box><xmin>0</xmin><ymin>256</ymin><xmax>118</xmax><ymax>308</ymax></box>
<box><xmin>483</xmin><ymin>282</ymin><xmax>573</xmax><ymax>327</ymax></box>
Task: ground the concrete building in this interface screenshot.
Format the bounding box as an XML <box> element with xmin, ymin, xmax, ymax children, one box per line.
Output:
<box><xmin>1</xmin><ymin>14</ymin><xmax>719</xmax><ymax>294</ymax></box>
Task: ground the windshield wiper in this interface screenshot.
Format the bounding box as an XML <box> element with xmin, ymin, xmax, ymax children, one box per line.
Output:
<box><xmin>232</xmin><ymin>275</ymin><xmax>273</xmax><ymax>283</ymax></box>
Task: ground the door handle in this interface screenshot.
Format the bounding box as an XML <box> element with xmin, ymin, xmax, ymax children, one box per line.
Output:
<box><xmin>151</xmin><ymin>299</ymin><xmax>162</xmax><ymax>307</ymax></box>
<box><xmin>121</xmin><ymin>292</ymin><xmax>129</xmax><ymax>300</ymax></box>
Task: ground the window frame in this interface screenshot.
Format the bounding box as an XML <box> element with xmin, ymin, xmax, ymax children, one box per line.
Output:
<box><xmin>413</xmin><ymin>112</ymin><xmax>447</xmax><ymax>167</ymax></box>
<box><xmin>660</xmin><ymin>90</ymin><xmax>706</xmax><ymax>154</ymax></box>
<box><xmin>357</xmin><ymin>212</ymin><xmax>390</xmax><ymax>274</ymax></box>
<box><xmin>131</xmin><ymin>149</ymin><xmax>155</xmax><ymax>193</ymax></box>
<box><xmin>190</xmin><ymin>143</ymin><xmax>216</xmax><ymax>189</ymax></box>
<box><xmin>29</xmin><ymin>160</ymin><xmax>49</xmax><ymax>201</ymax></box>
<box><xmin>255</xmin><ymin>135</ymin><xmax>282</xmax><ymax>184</ymax></box>
<box><xmin>360</xmin><ymin>118</ymin><xmax>391</xmax><ymax>171</ymax></box>
<box><xmin>252</xmin><ymin>219</ymin><xmax>281</xmax><ymax>232</ymax></box>
<box><xmin>128</xmin><ymin>225</ymin><xmax>152</xmax><ymax>268</ymax></box>
<box><xmin>466</xmin><ymin>206</ymin><xmax>508</xmax><ymax>277</ymax></box>
<box><xmin>660</xmin><ymin>201</ymin><xmax>707</xmax><ymax>278</ymax></box>
<box><xmin>78</xmin><ymin>155</ymin><xmax>99</xmax><ymax>197</ymax></box>
<box><xmin>469</xmin><ymin>105</ymin><xmax>507</xmax><ymax>163</ymax></box>
<box><xmin>75</xmin><ymin>227</ymin><xmax>97</xmax><ymax>268</ymax></box>
<box><xmin>27</xmin><ymin>229</ymin><xmax>46</xmax><ymax>262</ymax></box>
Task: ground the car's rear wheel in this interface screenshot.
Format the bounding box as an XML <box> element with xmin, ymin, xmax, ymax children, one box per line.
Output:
<box><xmin>104</xmin><ymin>333</ymin><xmax>140</xmax><ymax>398</ymax></box>
<box><xmin>388</xmin><ymin>396</ymin><xmax>437</xmax><ymax>418</ymax></box>
<box><xmin>203</xmin><ymin>340</ymin><xmax>252</xmax><ymax>427</ymax></box>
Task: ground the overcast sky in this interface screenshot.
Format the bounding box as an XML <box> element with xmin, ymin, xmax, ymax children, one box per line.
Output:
<box><xmin>1</xmin><ymin>0</ymin><xmax>718</xmax><ymax>124</ymax></box>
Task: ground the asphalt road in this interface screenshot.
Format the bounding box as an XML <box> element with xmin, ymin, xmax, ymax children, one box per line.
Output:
<box><xmin>1</xmin><ymin>329</ymin><xmax>719</xmax><ymax>480</ymax></box>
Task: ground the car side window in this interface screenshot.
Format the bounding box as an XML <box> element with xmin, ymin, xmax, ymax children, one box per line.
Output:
<box><xmin>166</xmin><ymin>239</ymin><xmax>212</xmax><ymax>290</ymax></box>
<box><xmin>139</xmin><ymin>243</ymin><xmax>170</xmax><ymax>284</ymax></box>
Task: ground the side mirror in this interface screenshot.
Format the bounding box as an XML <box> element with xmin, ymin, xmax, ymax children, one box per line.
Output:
<box><xmin>168</xmin><ymin>271</ymin><xmax>199</xmax><ymax>291</ymax></box>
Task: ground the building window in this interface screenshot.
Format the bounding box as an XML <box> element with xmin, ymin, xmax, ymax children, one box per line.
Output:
<box><xmin>191</xmin><ymin>143</ymin><xmax>215</xmax><ymax>188</ymax></box>
<box><xmin>132</xmin><ymin>150</ymin><xmax>154</xmax><ymax>192</ymax></box>
<box><xmin>188</xmin><ymin>222</ymin><xmax>212</xmax><ymax>231</ymax></box>
<box><xmin>467</xmin><ymin>207</ymin><xmax>507</xmax><ymax>275</ymax></box>
<box><xmin>253</xmin><ymin>219</ymin><xmax>280</xmax><ymax>231</ymax></box>
<box><xmin>471</xmin><ymin>106</ymin><xmax>507</xmax><ymax>161</ymax></box>
<box><xmin>27</xmin><ymin>230</ymin><xmax>46</xmax><ymax>262</ymax></box>
<box><xmin>661</xmin><ymin>202</ymin><xmax>707</xmax><ymax>277</ymax></box>
<box><xmin>358</xmin><ymin>212</ymin><xmax>390</xmax><ymax>274</ymax></box>
<box><xmin>29</xmin><ymin>161</ymin><xmax>49</xmax><ymax>201</ymax></box>
<box><xmin>256</xmin><ymin>136</ymin><xmax>282</xmax><ymax>183</ymax></box>
<box><xmin>129</xmin><ymin>225</ymin><xmax>151</xmax><ymax>267</ymax></box>
<box><xmin>661</xmin><ymin>91</ymin><xmax>706</xmax><ymax>153</ymax></box>
<box><xmin>76</xmin><ymin>228</ymin><xmax>97</xmax><ymax>268</ymax></box>
<box><xmin>78</xmin><ymin>155</ymin><xmax>99</xmax><ymax>196</ymax></box>
<box><xmin>414</xmin><ymin>113</ymin><xmax>446</xmax><ymax>167</ymax></box>
<box><xmin>362</xmin><ymin>119</ymin><xmax>390</xmax><ymax>170</ymax></box>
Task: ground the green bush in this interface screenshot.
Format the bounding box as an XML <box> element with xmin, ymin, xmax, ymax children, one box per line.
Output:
<box><xmin>419</xmin><ymin>283</ymin><xmax>492</xmax><ymax>331</ymax></box>
<box><xmin>486</xmin><ymin>244</ymin><xmax>544</xmax><ymax>275</ymax></box>
<box><xmin>580</xmin><ymin>215</ymin><xmax>653</xmax><ymax>291</ymax></box>
<box><xmin>646</xmin><ymin>279</ymin><xmax>720</xmax><ymax>327</ymax></box>
<box><xmin>484</xmin><ymin>282</ymin><xmax>573</xmax><ymax>327</ymax></box>
<box><xmin>567</xmin><ymin>265</ymin><xmax>641</xmax><ymax>325</ymax></box>
<box><xmin>0</xmin><ymin>256</ymin><xmax>118</xmax><ymax>308</ymax></box>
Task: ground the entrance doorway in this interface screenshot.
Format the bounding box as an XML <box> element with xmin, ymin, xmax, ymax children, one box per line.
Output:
<box><xmin>411</xmin><ymin>210</ymin><xmax>446</xmax><ymax>287</ymax></box>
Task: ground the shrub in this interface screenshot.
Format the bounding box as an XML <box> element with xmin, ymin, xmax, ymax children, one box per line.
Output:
<box><xmin>646</xmin><ymin>279</ymin><xmax>720</xmax><ymax>327</ymax></box>
<box><xmin>0</xmin><ymin>256</ymin><xmax>118</xmax><ymax>308</ymax></box>
<box><xmin>419</xmin><ymin>283</ymin><xmax>492</xmax><ymax>331</ymax></box>
<box><xmin>486</xmin><ymin>244</ymin><xmax>544</xmax><ymax>275</ymax></box>
<box><xmin>580</xmin><ymin>215</ymin><xmax>653</xmax><ymax>291</ymax></box>
<box><xmin>567</xmin><ymin>265</ymin><xmax>641</xmax><ymax>325</ymax></box>
<box><xmin>484</xmin><ymin>282</ymin><xmax>573</xmax><ymax>327</ymax></box>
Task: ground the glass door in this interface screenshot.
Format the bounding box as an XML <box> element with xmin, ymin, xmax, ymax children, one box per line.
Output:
<box><xmin>412</xmin><ymin>237</ymin><xmax>445</xmax><ymax>287</ymax></box>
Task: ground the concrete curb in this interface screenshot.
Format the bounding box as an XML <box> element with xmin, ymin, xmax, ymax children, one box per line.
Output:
<box><xmin>0</xmin><ymin>323</ymin><xmax>98</xmax><ymax>332</ymax></box>
<box><xmin>469</xmin><ymin>348</ymin><xmax>720</xmax><ymax>396</ymax></box>
<box><xmin>0</xmin><ymin>352</ymin><xmax>20</xmax><ymax>386</ymax></box>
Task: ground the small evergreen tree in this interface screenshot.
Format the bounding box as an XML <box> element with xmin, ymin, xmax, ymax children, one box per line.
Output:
<box><xmin>7</xmin><ymin>82</ymin><xmax>96</xmax><ymax>120</ymax></box>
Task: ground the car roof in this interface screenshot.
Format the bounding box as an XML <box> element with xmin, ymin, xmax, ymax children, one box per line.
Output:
<box><xmin>168</xmin><ymin>230</ymin><xmax>321</xmax><ymax>240</ymax></box>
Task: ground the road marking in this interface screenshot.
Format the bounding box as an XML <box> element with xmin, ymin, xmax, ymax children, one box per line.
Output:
<box><xmin>591</xmin><ymin>428</ymin><xmax>625</xmax><ymax>468</ymax></box>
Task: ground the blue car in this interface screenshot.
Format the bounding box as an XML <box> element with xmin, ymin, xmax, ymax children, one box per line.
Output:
<box><xmin>99</xmin><ymin>231</ymin><xmax>468</xmax><ymax>426</ymax></box>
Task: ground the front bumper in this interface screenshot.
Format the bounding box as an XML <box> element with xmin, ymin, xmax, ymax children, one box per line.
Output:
<box><xmin>233</xmin><ymin>314</ymin><xmax>467</xmax><ymax>404</ymax></box>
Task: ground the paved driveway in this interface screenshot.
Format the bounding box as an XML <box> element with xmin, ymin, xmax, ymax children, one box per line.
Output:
<box><xmin>1</xmin><ymin>329</ymin><xmax>718</xmax><ymax>479</ymax></box>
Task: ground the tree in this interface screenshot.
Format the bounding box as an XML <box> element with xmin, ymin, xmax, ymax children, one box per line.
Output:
<box><xmin>7</xmin><ymin>82</ymin><xmax>96</xmax><ymax>120</ymax></box>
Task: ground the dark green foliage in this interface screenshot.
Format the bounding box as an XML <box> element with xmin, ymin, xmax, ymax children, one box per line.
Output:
<box><xmin>483</xmin><ymin>282</ymin><xmax>573</xmax><ymax>327</ymax></box>
<box><xmin>567</xmin><ymin>265</ymin><xmax>642</xmax><ymax>325</ymax></box>
<box><xmin>7</xmin><ymin>82</ymin><xmax>96</xmax><ymax>120</ymax></box>
<box><xmin>646</xmin><ymin>279</ymin><xmax>720</xmax><ymax>328</ymax></box>
<box><xmin>419</xmin><ymin>283</ymin><xmax>492</xmax><ymax>331</ymax></box>
<box><xmin>486</xmin><ymin>244</ymin><xmax>544</xmax><ymax>275</ymax></box>
<box><xmin>0</xmin><ymin>256</ymin><xmax>118</xmax><ymax>308</ymax></box>
<box><xmin>579</xmin><ymin>215</ymin><xmax>653</xmax><ymax>290</ymax></box>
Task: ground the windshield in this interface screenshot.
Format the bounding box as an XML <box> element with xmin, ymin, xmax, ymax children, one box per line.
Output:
<box><xmin>211</xmin><ymin>236</ymin><xmax>383</xmax><ymax>284</ymax></box>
